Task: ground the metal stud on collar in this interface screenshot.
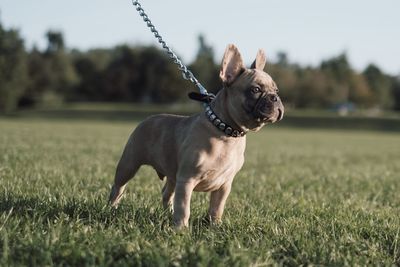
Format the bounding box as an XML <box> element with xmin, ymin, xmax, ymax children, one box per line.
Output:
<box><xmin>205</xmin><ymin>106</ymin><xmax>246</xmax><ymax>137</ymax></box>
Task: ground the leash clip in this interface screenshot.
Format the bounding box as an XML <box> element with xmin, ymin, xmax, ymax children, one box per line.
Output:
<box><xmin>188</xmin><ymin>92</ymin><xmax>216</xmax><ymax>104</ymax></box>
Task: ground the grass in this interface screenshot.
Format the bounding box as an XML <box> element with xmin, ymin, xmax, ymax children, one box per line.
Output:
<box><xmin>1</xmin><ymin>109</ymin><xmax>400</xmax><ymax>266</ymax></box>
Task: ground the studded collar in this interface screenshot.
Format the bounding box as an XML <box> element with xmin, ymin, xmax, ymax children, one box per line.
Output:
<box><xmin>204</xmin><ymin>105</ymin><xmax>246</xmax><ymax>137</ymax></box>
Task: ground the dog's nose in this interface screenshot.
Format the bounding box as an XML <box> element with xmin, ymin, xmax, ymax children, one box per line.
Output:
<box><xmin>269</xmin><ymin>94</ymin><xmax>278</xmax><ymax>102</ymax></box>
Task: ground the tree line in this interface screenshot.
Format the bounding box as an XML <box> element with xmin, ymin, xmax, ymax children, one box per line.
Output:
<box><xmin>1</xmin><ymin>20</ymin><xmax>400</xmax><ymax>113</ymax></box>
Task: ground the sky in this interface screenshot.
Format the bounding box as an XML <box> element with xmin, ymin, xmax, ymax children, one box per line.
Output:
<box><xmin>1</xmin><ymin>0</ymin><xmax>399</xmax><ymax>75</ymax></box>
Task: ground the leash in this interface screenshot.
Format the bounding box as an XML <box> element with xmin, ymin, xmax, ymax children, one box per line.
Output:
<box><xmin>131</xmin><ymin>1</ymin><xmax>244</xmax><ymax>137</ymax></box>
<box><xmin>131</xmin><ymin>0</ymin><xmax>214</xmax><ymax>105</ymax></box>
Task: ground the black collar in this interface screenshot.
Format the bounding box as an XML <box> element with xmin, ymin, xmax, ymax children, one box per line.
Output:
<box><xmin>205</xmin><ymin>105</ymin><xmax>246</xmax><ymax>137</ymax></box>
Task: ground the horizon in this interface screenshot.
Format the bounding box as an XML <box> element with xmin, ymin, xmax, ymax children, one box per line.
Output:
<box><xmin>1</xmin><ymin>0</ymin><xmax>399</xmax><ymax>75</ymax></box>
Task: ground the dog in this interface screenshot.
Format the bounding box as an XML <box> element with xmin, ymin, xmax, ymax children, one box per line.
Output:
<box><xmin>109</xmin><ymin>44</ymin><xmax>284</xmax><ymax>228</ymax></box>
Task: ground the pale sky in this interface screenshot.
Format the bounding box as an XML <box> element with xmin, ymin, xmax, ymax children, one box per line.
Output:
<box><xmin>1</xmin><ymin>0</ymin><xmax>399</xmax><ymax>75</ymax></box>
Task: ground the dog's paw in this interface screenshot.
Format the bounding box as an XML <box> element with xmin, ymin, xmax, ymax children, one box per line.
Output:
<box><xmin>108</xmin><ymin>185</ymin><xmax>125</xmax><ymax>207</ymax></box>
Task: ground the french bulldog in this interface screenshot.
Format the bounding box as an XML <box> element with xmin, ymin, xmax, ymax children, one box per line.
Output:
<box><xmin>109</xmin><ymin>44</ymin><xmax>284</xmax><ymax>228</ymax></box>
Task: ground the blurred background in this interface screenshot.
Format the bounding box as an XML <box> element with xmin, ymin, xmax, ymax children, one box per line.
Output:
<box><xmin>0</xmin><ymin>0</ymin><xmax>400</xmax><ymax>127</ymax></box>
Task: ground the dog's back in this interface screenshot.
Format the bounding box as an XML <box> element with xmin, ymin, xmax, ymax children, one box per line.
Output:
<box><xmin>117</xmin><ymin>113</ymin><xmax>201</xmax><ymax>181</ymax></box>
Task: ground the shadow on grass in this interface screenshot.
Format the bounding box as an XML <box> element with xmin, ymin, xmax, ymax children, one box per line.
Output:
<box><xmin>0</xmin><ymin>192</ymin><xmax>173</xmax><ymax>230</ymax></box>
<box><xmin>0</xmin><ymin>192</ymin><xmax>221</xmax><ymax>236</ymax></box>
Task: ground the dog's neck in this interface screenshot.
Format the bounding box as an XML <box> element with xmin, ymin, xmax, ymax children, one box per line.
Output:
<box><xmin>209</xmin><ymin>88</ymin><xmax>248</xmax><ymax>136</ymax></box>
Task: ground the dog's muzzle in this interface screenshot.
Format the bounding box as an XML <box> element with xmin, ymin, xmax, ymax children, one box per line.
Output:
<box><xmin>253</xmin><ymin>92</ymin><xmax>284</xmax><ymax>122</ymax></box>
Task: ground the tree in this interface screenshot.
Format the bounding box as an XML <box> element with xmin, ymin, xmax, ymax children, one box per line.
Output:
<box><xmin>100</xmin><ymin>45</ymin><xmax>188</xmax><ymax>103</ymax></box>
<box><xmin>268</xmin><ymin>53</ymin><xmax>300</xmax><ymax>107</ymax></box>
<box><xmin>348</xmin><ymin>73</ymin><xmax>373</xmax><ymax>107</ymax></box>
<box><xmin>46</xmin><ymin>31</ymin><xmax>64</xmax><ymax>53</ymax></box>
<box><xmin>1</xmin><ymin>22</ymin><xmax>399</xmax><ymax>111</ymax></box>
<box><xmin>19</xmin><ymin>47</ymin><xmax>48</xmax><ymax>107</ymax></box>
<box><xmin>71</xmin><ymin>49</ymin><xmax>112</xmax><ymax>101</ymax></box>
<box><xmin>392</xmin><ymin>75</ymin><xmax>400</xmax><ymax>111</ymax></box>
<box><xmin>363</xmin><ymin>64</ymin><xmax>393</xmax><ymax>109</ymax></box>
<box><xmin>0</xmin><ymin>19</ymin><xmax>28</xmax><ymax>112</ymax></box>
<box><xmin>19</xmin><ymin>31</ymin><xmax>78</xmax><ymax>107</ymax></box>
<box><xmin>295</xmin><ymin>68</ymin><xmax>329</xmax><ymax>108</ymax></box>
<box><xmin>276</xmin><ymin>51</ymin><xmax>289</xmax><ymax>67</ymax></box>
<box><xmin>318</xmin><ymin>53</ymin><xmax>376</xmax><ymax>107</ymax></box>
<box><xmin>320</xmin><ymin>53</ymin><xmax>352</xmax><ymax>105</ymax></box>
<box><xmin>189</xmin><ymin>34</ymin><xmax>220</xmax><ymax>94</ymax></box>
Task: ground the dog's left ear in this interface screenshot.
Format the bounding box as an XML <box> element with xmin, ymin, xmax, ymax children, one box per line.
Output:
<box><xmin>250</xmin><ymin>49</ymin><xmax>266</xmax><ymax>70</ymax></box>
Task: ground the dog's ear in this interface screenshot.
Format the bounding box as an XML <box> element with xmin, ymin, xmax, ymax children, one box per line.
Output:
<box><xmin>250</xmin><ymin>49</ymin><xmax>266</xmax><ymax>70</ymax></box>
<box><xmin>220</xmin><ymin>44</ymin><xmax>245</xmax><ymax>86</ymax></box>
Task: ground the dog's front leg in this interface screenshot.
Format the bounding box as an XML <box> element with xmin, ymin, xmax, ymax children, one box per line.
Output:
<box><xmin>173</xmin><ymin>181</ymin><xmax>195</xmax><ymax>229</ymax></box>
<box><xmin>162</xmin><ymin>179</ymin><xmax>175</xmax><ymax>211</ymax></box>
<box><xmin>208</xmin><ymin>182</ymin><xmax>232</xmax><ymax>223</ymax></box>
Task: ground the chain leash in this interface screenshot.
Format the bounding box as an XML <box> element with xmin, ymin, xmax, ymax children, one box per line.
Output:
<box><xmin>131</xmin><ymin>0</ymin><xmax>209</xmax><ymax>96</ymax></box>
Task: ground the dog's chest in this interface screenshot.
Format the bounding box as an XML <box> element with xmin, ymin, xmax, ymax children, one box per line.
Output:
<box><xmin>193</xmin><ymin>142</ymin><xmax>245</xmax><ymax>192</ymax></box>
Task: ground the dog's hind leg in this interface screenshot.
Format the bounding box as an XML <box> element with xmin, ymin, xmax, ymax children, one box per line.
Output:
<box><xmin>109</xmin><ymin>147</ymin><xmax>142</xmax><ymax>207</ymax></box>
<box><xmin>161</xmin><ymin>179</ymin><xmax>175</xmax><ymax>211</ymax></box>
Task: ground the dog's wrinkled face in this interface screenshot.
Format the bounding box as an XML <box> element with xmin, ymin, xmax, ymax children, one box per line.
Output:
<box><xmin>220</xmin><ymin>44</ymin><xmax>284</xmax><ymax>131</ymax></box>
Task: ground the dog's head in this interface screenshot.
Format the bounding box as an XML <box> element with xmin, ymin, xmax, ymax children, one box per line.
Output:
<box><xmin>219</xmin><ymin>44</ymin><xmax>284</xmax><ymax>132</ymax></box>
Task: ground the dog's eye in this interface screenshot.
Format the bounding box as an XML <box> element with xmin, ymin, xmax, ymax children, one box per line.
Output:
<box><xmin>251</xmin><ymin>87</ymin><xmax>261</xmax><ymax>94</ymax></box>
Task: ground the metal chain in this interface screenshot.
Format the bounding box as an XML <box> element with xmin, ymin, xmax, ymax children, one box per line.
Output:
<box><xmin>131</xmin><ymin>0</ymin><xmax>208</xmax><ymax>96</ymax></box>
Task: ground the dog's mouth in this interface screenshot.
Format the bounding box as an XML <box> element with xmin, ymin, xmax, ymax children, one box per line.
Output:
<box><xmin>256</xmin><ymin>108</ymin><xmax>283</xmax><ymax>123</ymax></box>
<box><xmin>276</xmin><ymin>108</ymin><xmax>284</xmax><ymax>121</ymax></box>
<box><xmin>252</xmin><ymin>94</ymin><xmax>284</xmax><ymax>123</ymax></box>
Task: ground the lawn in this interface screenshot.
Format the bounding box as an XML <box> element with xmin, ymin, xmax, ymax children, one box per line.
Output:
<box><xmin>1</xmin><ymin>110</ymin><xmax>400</xmax><ymax>266</ymax></box>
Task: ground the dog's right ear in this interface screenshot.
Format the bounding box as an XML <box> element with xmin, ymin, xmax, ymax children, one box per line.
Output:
<box><xmin>219</xmin><ymin>44</ymin><xmax>245</xmax><ymax>86</ymax></box>
<box><xmin>250</xmin><ymin>49</ymin><xmax>266</xmax><ymax>70</ymax></box>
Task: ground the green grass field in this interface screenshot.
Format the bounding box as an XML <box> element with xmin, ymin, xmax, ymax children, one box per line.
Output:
<box><xmin>1</xmin><ymin>108</ymin><xmax>400</xmax><ymax>266</ymax></box>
